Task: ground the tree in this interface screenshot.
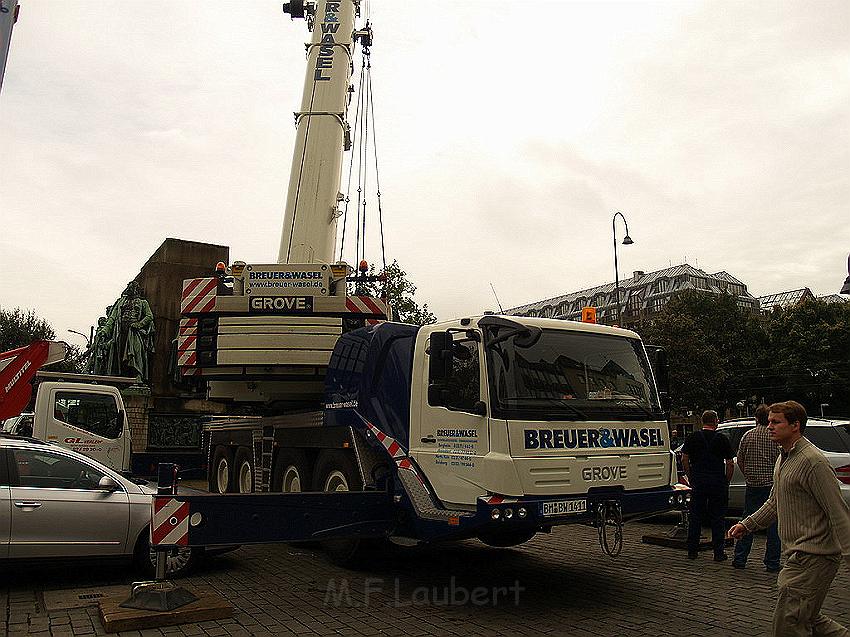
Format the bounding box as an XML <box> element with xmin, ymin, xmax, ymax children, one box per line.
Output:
<box><xmin>763</xmin><ymin>299</ymin><xmax>850</xmax><ymax>414</ymax></box>
<box><xmin>354</xmin><ymin>260</ymin><xmax>437</xmax><ymax>326</ymax></box>
<box><xmin>641</xmin><ymin>291</ymin><xmax>767</xmax><ymax>413</ymax></box>
<box><xmin>0</xmin><ymin>307</ymin><xmax>84</xmax><ymax>373</ymax></box>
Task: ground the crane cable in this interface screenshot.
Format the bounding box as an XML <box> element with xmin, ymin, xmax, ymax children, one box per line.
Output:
<box><xmin>338</xmin><ymin>25</ymin><xmax>387</xmax><ymax>274</ymax></box>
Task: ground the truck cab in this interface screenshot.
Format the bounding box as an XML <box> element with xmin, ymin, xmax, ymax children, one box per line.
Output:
<box><xmin>31</xmin><ymin>380</ymin><xmax>131</xmax><ymax>473</ymax></box>
<box><xmin>323</xmin><ymin>314</ymin><xmax>678</xmax><ymax>544</ymax></box>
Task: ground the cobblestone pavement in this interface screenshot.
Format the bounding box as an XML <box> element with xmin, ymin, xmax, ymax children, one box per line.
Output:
<box><xmin>2</xmin><ymin>516</ymin><xmax>848</xmax><ymax>636</ymax></box>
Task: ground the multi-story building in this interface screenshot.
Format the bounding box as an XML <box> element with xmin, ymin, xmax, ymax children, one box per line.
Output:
<box><xmin>509</xmin><ymin>263</ymin><xmax>758</xmax><ymax>328</ymax></box>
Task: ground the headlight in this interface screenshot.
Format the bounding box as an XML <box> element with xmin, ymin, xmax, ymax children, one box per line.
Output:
<box><xmin>490</xmin><ymin>508</ymin><xmax>501</xmax><ymax>520</ymax></box>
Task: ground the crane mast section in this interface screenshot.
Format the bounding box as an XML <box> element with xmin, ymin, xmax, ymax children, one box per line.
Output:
<box><xmin>278</xmin><ymin>0</ymin><xmax>356</xmax><ymax>265</ymax></box>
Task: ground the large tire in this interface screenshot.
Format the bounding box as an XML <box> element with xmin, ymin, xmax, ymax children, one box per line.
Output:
<box><xmin>234</xmin><ymin>447</ymin><xmax>254</xmax><ymax>494</ymax></box>
<box><xmin>312</xmin><ymin>450</ymin><xmax>371</xmax><ymax>567</ymax></box>
<box><xmin>209</xmin><ymin>446</ymin><xmax>233</xmax><ymax>494</ymax></box>
<box><xmin>134</xmin><ymin>532</ymin><xmax>198</xmax><ymax>579</ymax></box>
<box><xmin>272</xmin><ymin>448</ymin><xmax>312</xmax><ymax>493</ymax></box>
<box><xmin>312</xmin><ymin>450</ymin><xmax>363</xmax><ymax>492</ymax></box>
<box><xmin>477</xmin><ymin>528</ymin><xmax>537</xmax><ymax>548</ymax></box>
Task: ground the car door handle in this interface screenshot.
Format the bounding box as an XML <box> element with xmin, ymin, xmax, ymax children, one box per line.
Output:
<box><xmin>14</xmin><ymin>501</ymin><xmax>43</xmax><ymax>508</ymax></box>
<box><xmin>420</xmin><ymin>436</ymin><xmax>436</xmax><ymax>444</ymax></box>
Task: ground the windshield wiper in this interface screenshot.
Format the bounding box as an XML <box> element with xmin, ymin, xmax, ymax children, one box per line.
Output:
<box><xmin>499</xmin><ymin>397</ymin><xmax>589</xmax><ymax>420</ymax></box>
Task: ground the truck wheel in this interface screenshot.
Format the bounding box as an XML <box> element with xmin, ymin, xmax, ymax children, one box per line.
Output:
<box><xmin>477</xmin><ymin>529</ymin><xmax>537</xmax><ymax>548</ymax></box>
<box><xmin>210</xmin><ymin>446</ymin><xmax>233</xmax><ymax>494</ymax></box>
<box><xmin>272</xmin><ymin>449</ymin><xmax>311</xmax><ymax>493</ymax></box>
<box><xmin>234</xmin><ymin>447</ymin><xmax>254</xmax><ymax>493</ymax></box>
<box><xmin>313</xmin><ymin>450</ymin><xmax>371</xmax><ymax>567</ymax></box>
<box><xmin>312</xmin><ymin>450</ymin><xmax>363</xmax><ymax>492</ymax></box>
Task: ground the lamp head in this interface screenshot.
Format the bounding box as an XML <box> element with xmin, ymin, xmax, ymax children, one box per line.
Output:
<box><xmin>622</xmin><ymin>235</ymin><xmax>634</xmax><ymax>246</ymax></box>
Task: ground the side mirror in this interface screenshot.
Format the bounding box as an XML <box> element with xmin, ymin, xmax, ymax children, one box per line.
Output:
<box><xmin>98</xmin><ymin>475</ymin><xmax>120</xmax><ymax>492</ymax></box>
<box><xmin>472</xmin><ymin>401</ymin><xmax>487</xmax><ymax>417</ymax></box>
<box><xmin>428</xmin><ymin>331</ymin><xmax>453</xmax><ymax>382</ymax></box>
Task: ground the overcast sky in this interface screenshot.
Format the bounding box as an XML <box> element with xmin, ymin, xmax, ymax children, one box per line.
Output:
<box><xmin>1</xmin><ymin>0</ymin><xmax>848</xmax><ymax>348</ymax></box>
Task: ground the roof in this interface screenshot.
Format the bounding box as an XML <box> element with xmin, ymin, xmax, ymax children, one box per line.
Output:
<box><xmin>757</xmin><ymin>288</ymin><xmax>814</xmax><ymax>309</ymax></box>
<box><xmin>509</xmin><ymin>263</ymin><xmax>754</xmax><ymax>316</ymax></box>
<box><xmin>819</xmin><ymin>294</ymin><xmax>849</xmax><ymax>304</ymax></box>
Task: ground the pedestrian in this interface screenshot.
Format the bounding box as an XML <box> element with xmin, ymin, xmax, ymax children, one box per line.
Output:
<box><xmin>682</xmin><ymin>409</ymin><xmax>734</xmax><ymax>561</ymax></box>
<box><xmin>728</xmin><ymin>400</ymin><xmax>850</xmax><ymax>637</ymax></box>
<box><xmin>732</xmin><ymin>403</ymin><xmax>781</xmax><ymax>572</ymax></box>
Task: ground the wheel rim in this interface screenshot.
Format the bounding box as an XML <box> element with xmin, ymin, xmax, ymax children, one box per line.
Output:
<box><xmin>282</xmin><ymin>466</ymin><xmax>302</xmax><ymax>492</ymax></box>
<box><xmin>238</xmin><ymin>461</ymin><xmax>252</xmax><ymax>493</ymax></box>
<box><xmin>149</xmin><ymin>546</ymin><xmax>192</xmax><ymax>575</ymax></box>
<box><xmin>324</xmin><ymin>469</ymin><xmax>349</xmax><ymax>492</ymax></box>
<box><xmin>216</xmin><ymin>458</ymin><xmax>229</xmax><ymax>494</ymax></box>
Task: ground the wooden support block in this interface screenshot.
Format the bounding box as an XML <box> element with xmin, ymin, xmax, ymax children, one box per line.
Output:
<box><xmin>98</xmin><ymin>593</ymin><xmax>232</xmax><ymax>633</ymax></box>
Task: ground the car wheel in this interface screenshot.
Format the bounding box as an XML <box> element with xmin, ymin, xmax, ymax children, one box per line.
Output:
<box><xmin>209</xmin><ymin>446</ymin><xmax>233</xmax><ymax>494</ymax></box>
<box><xmin>234</xmin><ymin>447</ymin><xmax>253</xmax><ymax>493</ymax></box>
<box><xmin>134</xmin><ymin>533</ymin><xmax>198</xmax><ymax>579</ymax></box>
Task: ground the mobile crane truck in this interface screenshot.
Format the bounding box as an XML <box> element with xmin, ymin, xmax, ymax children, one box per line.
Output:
<box><xmin>154</xmin><ymin>0</ymin><xmax>686</xmax><ymax>564</ymax></box>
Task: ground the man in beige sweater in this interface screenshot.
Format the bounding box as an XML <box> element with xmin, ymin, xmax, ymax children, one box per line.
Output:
<box><xmin>728</xmin><ymin>401</ymin><xmax>850</xmax><ymax>637</ymax></box>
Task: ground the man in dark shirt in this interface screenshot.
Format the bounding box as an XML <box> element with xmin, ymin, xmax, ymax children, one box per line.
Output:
<box><xmin>682</xmin><ymin>409</ymin><xmax>734</xmax><ymax>560</ymax></box>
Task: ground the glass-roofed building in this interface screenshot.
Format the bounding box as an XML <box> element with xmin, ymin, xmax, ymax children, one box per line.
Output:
<box><xmin>508</xmin><ymin>263</ymin><xmax>759</xmax><ymax>328</ymax></box>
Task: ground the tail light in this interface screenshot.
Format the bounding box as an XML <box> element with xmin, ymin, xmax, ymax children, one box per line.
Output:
<box><xmin>835</xmin><ymin>465</ymin><xmax>850</xmax><ymax>485</ymax></box>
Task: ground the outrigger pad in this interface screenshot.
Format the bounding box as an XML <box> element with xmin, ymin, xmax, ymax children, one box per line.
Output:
<box><xmin>119</xmin><ymin>581</ymin><xmax>198</xmax><ymax>612</ymax></box>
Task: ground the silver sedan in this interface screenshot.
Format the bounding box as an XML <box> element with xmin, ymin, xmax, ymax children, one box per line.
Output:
<box><xmin>0</xmin><ymin>434</ymin><xmax>195</xmax><ymax>576</ymax></box>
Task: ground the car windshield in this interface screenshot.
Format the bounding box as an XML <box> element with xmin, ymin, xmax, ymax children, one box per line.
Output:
<box><xmin>484</xmin><ymin>327</ymin><xmax>661</xmax><ymax>421</ymax></box>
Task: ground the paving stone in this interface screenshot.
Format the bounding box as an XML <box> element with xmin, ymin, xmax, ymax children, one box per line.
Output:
<box><xmin>4</xmin><ymin>519</ymin><xmax>849</xmax><ymax>636</ymax></box>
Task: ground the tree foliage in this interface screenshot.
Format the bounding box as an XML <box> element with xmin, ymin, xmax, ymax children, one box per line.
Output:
<box><xmin>0</xmin><ymin>307</ymin><xmax>84</xmax><ymax>373</ymax></box>
<box><xmin>641</xmin><ymin>292</ymin><xmax>850</xmax><ymax>416</ymax></box>
<box><xmin>354</xmin><ymin>260</ymin><xmax>437</xmax><ymax>326</ymax></box>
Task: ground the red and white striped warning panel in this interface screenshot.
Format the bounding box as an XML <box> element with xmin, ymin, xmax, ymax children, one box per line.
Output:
<box><xmin>480</xmin><ymin>495</ymin><xmax>519</xmax><ymax>505</ymax></box>
<box><xmin>151</xmin><ymin>497</ymin><xmax>189</xmax><ymax>546</ymax></box>
<box><xmin>181</xmin><ymin>278</ymin><xmax>218</xmax><ymax>314</ymax></box>
<box><xmin>179</xmin><ymin>318</ymin><xmax>198</xmax><ymax>336</ymax></box>
<box><xmin>177</xmin><ymin>334</ymin><xmax>197</xmax><ymax>367</ymax></box>
<box><xmin>365</xmin><ymin>420</ymin><xmax>406</xmax><ymax>459</ymax></box>
<box><xmin>345</xmin><ymin>295</ymin><xmax>389</xmax><ymax>317</ymax></box>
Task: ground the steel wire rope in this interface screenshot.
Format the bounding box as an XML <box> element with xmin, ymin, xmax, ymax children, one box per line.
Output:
<box><xmin>353</xmin><ymin>61</ymin><xmax>367</xmax><ymax>271</ymax></box>
<box><xmin>339</xmin><ymin>53</ymin><xmax>368</xmax><ymax>262</ymax></box>
<box><xmin>359</xmin><ymin>51</ymin><xmax>371</xmax><ymax>271</ymax></box>
<box><xmin>366</xmin><ymin>58</ymin><xmax>387</xmax><ymax>272</ymax></box>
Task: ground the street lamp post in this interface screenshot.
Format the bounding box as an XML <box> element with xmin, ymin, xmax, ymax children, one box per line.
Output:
<box><xmin>67</xmin><ymin>328</ymin><xmax>91</xmax><ymax>346</ymax></box>
<box><xmin>612</xmin><ymin>211</ymin><xmax>634</xmax><ymax>325</ymax></box>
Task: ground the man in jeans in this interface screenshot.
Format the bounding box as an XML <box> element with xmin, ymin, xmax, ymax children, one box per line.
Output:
<box><xmin>733</xmin><ymin>404</ymin><xmax>781</xmax><ymax>571</ymax></box>
<box><xmin>729</xmin><ymin>401</ymin><xmax>850</xmax><ymax>636</ymax></box>
<box><xmin>682</xmin><ymin>409</ymin><xmax>734</xmax><ymax>560</ymax></box>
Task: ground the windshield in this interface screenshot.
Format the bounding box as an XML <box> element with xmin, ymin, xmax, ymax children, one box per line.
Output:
<box><xmin>485</xmin><ymin>327</ymin><xmax>661</xmax><ymax>421</ymax></box>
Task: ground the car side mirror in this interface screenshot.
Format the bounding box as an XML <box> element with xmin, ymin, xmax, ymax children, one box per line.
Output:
<box><xmin>98</xmin><ymin>475</ymin><xmax>120</xmax><ymax>492</ymax></box>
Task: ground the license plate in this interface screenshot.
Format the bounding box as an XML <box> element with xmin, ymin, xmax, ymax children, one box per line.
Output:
<box><xmin>541</xmin><ymin>499</ymin><xmax>588</xmax><ymax>516</ymax></box>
